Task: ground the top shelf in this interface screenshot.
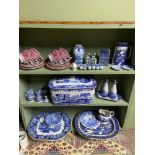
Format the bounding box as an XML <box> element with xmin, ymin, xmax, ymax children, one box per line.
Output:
<box><xmin>19</xmin><ymin>65</ymin><xmax>135</xmax><ymax>75</ymax></box>
<box><xmin>19</xmin><ymin>23</ymin><xmax>135</xmax><ymax>29</ymax></box>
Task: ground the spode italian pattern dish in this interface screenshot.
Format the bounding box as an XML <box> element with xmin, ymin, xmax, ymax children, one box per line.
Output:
<box><xmin>48</xmin><ymin>76</ymin><xmax>97</xmax><ymax>105</ymax></box>
<box><xmin>27</xmin><ymin>112</ymin><xmax>71</xmax><ymax>141</ymax></box>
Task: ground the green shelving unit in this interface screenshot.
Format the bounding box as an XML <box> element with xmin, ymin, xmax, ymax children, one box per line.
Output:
<box><xmin>19</xmin><ymin>26</ymin><xmax>135</xmax><ymax>130</ymax></box>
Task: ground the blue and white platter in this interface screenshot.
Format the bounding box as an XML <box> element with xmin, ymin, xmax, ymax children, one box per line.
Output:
<box><xmin>27</xmin><ymin>112</ymin><xmax>71</xmax><ymax>141</ymax></box>
<box><xmin>96</xmin><ymin>92</ymin><xmax>122</xmax><ymax>102</ymax></box>
<box><xmin>75</xmin><ymin>110</ymin><xmax>120</xmax><ymax>139</ymax></box>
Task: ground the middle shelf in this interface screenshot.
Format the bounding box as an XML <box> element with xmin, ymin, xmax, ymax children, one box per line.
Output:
<box><xmin>20</xmin><ymin>96</ymin><xmax>129</xmax><ymax>107</ymax></box>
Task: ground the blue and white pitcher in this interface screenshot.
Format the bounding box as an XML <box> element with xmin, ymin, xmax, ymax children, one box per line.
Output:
<box><xmin>112</xmin><ymin>42</ymin><xmax>132</xmax><ymax>66</ymax></box>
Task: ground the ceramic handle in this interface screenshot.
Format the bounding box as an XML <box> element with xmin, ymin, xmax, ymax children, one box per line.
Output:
<box><xmin>110</xmin><ymin>111</ymin><xmax>115</xmax><ymax>117</ymax></box>
<box><xmin>126</xmin><ymin>46</ymin><xmax>132</xmax><ymax>59</ymax></box>
<box><xmin>19</xmin><ymin>131</ymin><xmax>29</xmax><ymax>150</ymax></box>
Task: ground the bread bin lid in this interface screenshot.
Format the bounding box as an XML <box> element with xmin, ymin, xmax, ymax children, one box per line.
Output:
<box><xmin>48</xmin><ymin>76</ymin><xmax>97</xmax><ymax>90</ymax></box>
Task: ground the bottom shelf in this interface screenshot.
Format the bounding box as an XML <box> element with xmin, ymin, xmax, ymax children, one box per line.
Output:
<box><xmin>20</xmin><ymin>106</ymin><xmax>128</xmax><ymax>131</ymax></box>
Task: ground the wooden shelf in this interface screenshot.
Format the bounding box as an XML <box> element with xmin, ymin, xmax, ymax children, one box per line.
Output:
<box><xmin>19</xmin><ymin>23</ymin><xmax>135</xmax><ymax>29</ymax></box>
<box><xmin>20</xmin><ymin>96</ymin><xmax>129</xmax><ymax>107</ymax></box>
<box><xmin>19</xmin><ymin>65</ymin><xmax>135</xmax><ymax>75</ymax></box>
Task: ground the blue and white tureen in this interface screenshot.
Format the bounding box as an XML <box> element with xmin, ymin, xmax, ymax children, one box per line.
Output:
<box><xmin>75</xmin><ymin>109</ymin><xmax>120</xmax><ymax>139</ymax></box>
<box><xmin>48</xmin><ymin>76</ymin><xmax>97</xmax><ymax>105</ymax></box>
<box><xmin>27</xmin><ymin>112</ymin><xmax>71</xmax><ymax>141</ymax></box>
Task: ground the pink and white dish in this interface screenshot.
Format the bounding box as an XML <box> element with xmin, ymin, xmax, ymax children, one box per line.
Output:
<box><xmin>46</xmin><ymin>48</ymin><xmax>72</xmax><ymax>70</ymax></box>
<box><xmin>19</xmin><ymin>48</ymin><xmax>44</xmax><ymax>70</ymax></box>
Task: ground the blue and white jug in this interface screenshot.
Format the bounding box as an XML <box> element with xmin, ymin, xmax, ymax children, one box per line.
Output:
<box><xmin>73</xmin><ymin>44</ymin><xmax>85</xmax><ymax>65</ymax></box>
<box><xmin>112</xmin><ymin>42</ymin><xmax>132</xmax><ymax>66</ymax></box>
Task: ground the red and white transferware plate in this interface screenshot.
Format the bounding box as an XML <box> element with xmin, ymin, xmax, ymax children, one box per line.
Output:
<box><xmin>19</xmin><ymin>48</ymin><xmax>44</xmax><ymax>70</ymax></box>
<box><xmin>46</xmin><ymin>48</ymin><xmax>72</xmax><ymax>70</ymax></box>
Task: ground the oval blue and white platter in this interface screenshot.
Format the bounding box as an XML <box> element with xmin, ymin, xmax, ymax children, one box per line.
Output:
<box><xmin>75</xmin><ymin>110</ymin><xmax>120</xmax><ymax>139</ymax></box>
<box><xmin>27</xmin><ymin>112</ymin><xmax>71</xmax><ymax>141</ymax></box>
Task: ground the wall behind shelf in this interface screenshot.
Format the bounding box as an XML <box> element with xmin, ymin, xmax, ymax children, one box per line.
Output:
<box><xmin>19</xmin><ymin>0</ymin><xmax>134</xmax><ymax>21</ymax></box>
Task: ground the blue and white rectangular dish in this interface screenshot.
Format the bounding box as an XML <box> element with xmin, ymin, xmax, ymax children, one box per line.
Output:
<box><xmin>48</xmin><ymin>76</ymin><xmax>97</xmax><ymax>105</ymax></box>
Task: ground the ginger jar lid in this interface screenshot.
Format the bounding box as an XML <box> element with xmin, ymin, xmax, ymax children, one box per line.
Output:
<box><xmin>48</xmin><ymin>76</ymin><xmax>97</xmax><ymax>90</ymax></box>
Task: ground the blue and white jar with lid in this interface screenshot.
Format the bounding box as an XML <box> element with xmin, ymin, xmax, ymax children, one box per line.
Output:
<box><xmin>112</xmin><ymin>42</ymin><xmax>132</xmax><ymax>66</ymax></box>
<box><xmin>73</xmin><ymin>44</ymin><xmax>85</xmax><ymax>65</ymax></box>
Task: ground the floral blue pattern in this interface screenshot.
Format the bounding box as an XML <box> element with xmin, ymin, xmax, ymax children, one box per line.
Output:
<box><xmin>48</xmin><ymin>76</ymin><xmax>97</xmax><ymax>105</ymax></box>
<box><xmin>75</xmin><ymin>110</ymin><xmax>120</xmax><ymax>139</ymax></box>
<box><xmin>27</xmin><ymin>112</ymin><xmax>71</xmax><ymax>141</ymax></box>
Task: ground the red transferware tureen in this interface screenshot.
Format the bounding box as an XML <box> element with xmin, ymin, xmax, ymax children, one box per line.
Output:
<box><xmin>46</xmin><ymin>48</ymin><xmax>72</xmax><ymax>70</ymax></box>
<box><xmin>19</xmin><ymin>48</ymin><xmax>44</xmax><ymax>70</ymax></box>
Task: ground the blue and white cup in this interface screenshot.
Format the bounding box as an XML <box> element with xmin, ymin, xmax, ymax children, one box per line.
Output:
<box><xmin>95</xmin><ymin>64</ymin><xmax>99</xmax><ymax>70</ymax></box>
<box><xmin>112</xmin><ymin>42</ymin><xmax>132</xmax><ymax>66</ymax></box>
<box><xmin>88</xmin><ymin>65</ymin><xmax>92</xmax><ymax>70</ymax></box>
<box><xmin>92</xmin><ymin>65</ymin><xmax>96</xmax><ymax>70</ymax></box>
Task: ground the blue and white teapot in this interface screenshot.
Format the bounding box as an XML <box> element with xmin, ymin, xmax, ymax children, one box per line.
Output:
<box><xmin>73</xmin><ymin>44</ymin><xmax>85</xmax><ymax>65</ymax></box>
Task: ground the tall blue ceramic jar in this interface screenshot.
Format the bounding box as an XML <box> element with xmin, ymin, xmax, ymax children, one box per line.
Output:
<box><xmin>73</xmin><ymin>44</ymin><xmax>85</xmax><ymax>65</ymax></box>
<box><xmin>112</xmin><ymin>42</ymin><xmax>132</xmax><ymax>66</ymax></box>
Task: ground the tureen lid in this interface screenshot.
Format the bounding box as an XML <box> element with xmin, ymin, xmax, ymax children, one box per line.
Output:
<box><xmin>48</xmin><ymin>76</ymin><xmax>97</xmax><ymax>89</ymax></box>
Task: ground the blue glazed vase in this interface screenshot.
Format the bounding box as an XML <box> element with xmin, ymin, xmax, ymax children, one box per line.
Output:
<box><xmin>112</xmin><ymin>42</ymin><xmax>132</xmax><ymax>66</ymax></box>
<box><xmin>73</xmin><ymin>44</ymin><xmax>85</xmax><ymax>65</ymax></box>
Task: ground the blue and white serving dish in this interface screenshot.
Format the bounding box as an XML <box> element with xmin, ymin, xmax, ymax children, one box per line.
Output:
<box><xmin>75</xmin><ymin>110</ymin><xmax>120</xmax><ymax>139</ymax></box>
<box><xmin>48</xmin><ymin>76</ymin><xmax>97</xmax><ymax>105</ymax></box>
<box><xmin>96</xmin><ymin>91</ymin><xmax>122</xmax><ymax>102</ymax></box>
<box><xmin>27</xmin><ymin>112</ymin><xmax>71</xmax><ymax>141</ymax></box>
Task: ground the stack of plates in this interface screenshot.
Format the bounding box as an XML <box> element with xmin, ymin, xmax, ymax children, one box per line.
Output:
<box><xmin>74</xmin><ymin>111</ymin><xmax>120</xmax><ymax>139</ymax></box>
<box><xmin>27</xmin><ymin>112</ymin><xmax>71</xmax><ymax>141</ymax></box>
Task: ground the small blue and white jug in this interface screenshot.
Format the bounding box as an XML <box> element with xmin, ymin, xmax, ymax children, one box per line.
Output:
<box><xmin>73</xmin><ymin>44</ymin><xmax>85</xmax><ymax>65</ymax></box>
<box><xmin>112</xmin><ymin>42</ymin><xmax>132</xmax><ymax>66</ymax></box>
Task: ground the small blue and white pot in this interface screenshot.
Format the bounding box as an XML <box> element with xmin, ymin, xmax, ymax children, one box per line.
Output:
<box><xmin>73</xmin><ymin>44</ymin><xmax>85</xmax><ymax>65</ymax></box>
<box><xmin>35</xmin><ymin>89</ymin><xmax>42</xmax><ymax>102</ymax></box>
<box><xmin>112</xmin><ymin>42</ymin><xmax>132</xmax><ymax>66</ymax></box>
<box><xmin>25</xmin><ymin>89</ymin><xmax>34</xmax><ymax>102</ymax></box>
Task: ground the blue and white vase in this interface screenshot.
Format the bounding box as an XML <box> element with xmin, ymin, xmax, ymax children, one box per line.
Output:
<box><xmin>112</xmin><ymin>42</ymin><xmax>132</xmax><ymax>66</ymax></box>
<box><xmin>73</xmin><ymin>44</ymin><xmax>85</xmax><ymax>65</ymax></box>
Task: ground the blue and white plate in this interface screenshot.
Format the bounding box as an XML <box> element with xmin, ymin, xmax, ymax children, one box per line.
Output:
<box><xmin>75</xmin><ymin>110</ymin><xmax>120</xmax><ymax>139</ymax></box>
<box><xmin>111</xmin><ymin>65</ymin><xmax>123</xmax><ymax>71</ymax></box>
<box><xmin>27</xmin><ymin>112</ymin><xmax>71</xmax><ymax>141</ymax></box>
<box><xmin>122</xmin><ymin>65</ymin><xmax>134</xmax><ymax>70</ymax></box>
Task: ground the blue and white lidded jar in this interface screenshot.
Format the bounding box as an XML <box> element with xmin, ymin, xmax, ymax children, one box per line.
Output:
<box><xmin>48</xmin><ymin>76</ymin><xmax>97</xmax><ymax>105</ymax></box>
<box><xmin>73</xmin><ymin>44</ymin><xmax>85</xmax><ymax>65</ymax></box>
<box><xmin>112</xmin><ymin>42</ymin><xmax>132</xmax><ymax>66</ymax></box>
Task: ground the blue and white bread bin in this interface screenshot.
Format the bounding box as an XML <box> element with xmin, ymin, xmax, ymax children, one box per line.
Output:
<box><xmin>48</xmin><ymin>76</ymin><xmax>97</xmax><ymax>105</ymax></box>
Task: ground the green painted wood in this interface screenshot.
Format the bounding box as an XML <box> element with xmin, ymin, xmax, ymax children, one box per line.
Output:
<box><xmin>20</xmin><ymin>66</ymin><xmax>135</xmax><ymax>75</ymax></box>
<box><xmin>19</xmin><ymin>24</ymin><xmax>135</xmax><ymax>29</ymax></box>
<box><xmin>19</xmin><ymin>0</ymin><xmax>134</xmax><ymax>21</ymax></box>
<box><xmin>20</xmin><ymin>97</ymin><xmax>129</xmax><ymax>107</ymax></box>
<box><xmin>124</xmin><ymin>83</ymin><xmax>135</xmax><ymax>128</ymax></box>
